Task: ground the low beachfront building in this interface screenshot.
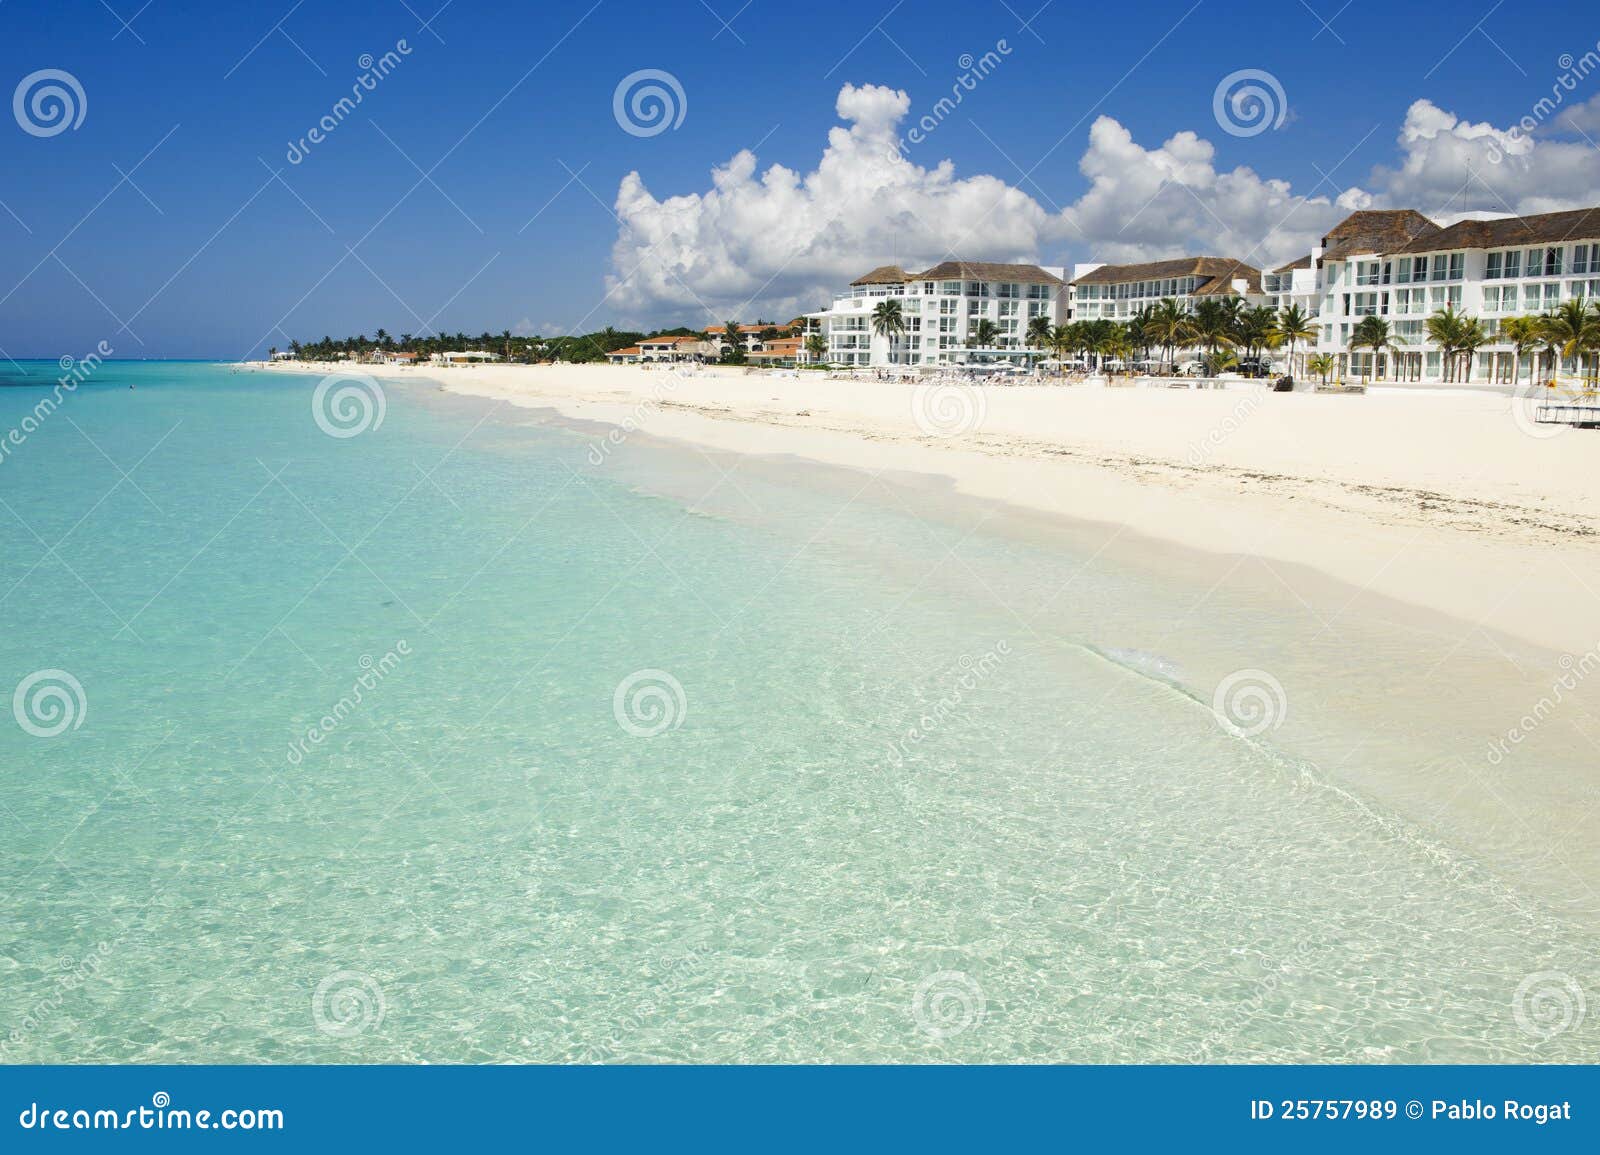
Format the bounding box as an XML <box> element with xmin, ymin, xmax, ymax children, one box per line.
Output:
<box><xmin>431</xmin><ymin>350</ymin><xmax>501</xmax><ymax>365</ymax></box>
<box><xmin>747</xmin><ymin>336</ymin><xmax>803</xmax><ymax>366</ymax></box>
<box><xmin>806</xmin><ymin>261</ymin><xmax>1069</xmax><ymax>368</ymax></box>
<box><xmin>604</xmin><ymin>345</ymin><xmax>643</xmax><ymax>364</ymax></box>
<box><xmin>639</xmin><ymin>334</ymin><xmax>715</xmax><ymax>362</ymax></box>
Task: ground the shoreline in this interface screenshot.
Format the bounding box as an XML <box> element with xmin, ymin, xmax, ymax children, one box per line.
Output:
<box><xmin>255</xmin><ymin>359</ymin><xmax>1600</xmax><ymax>655</ymax></box>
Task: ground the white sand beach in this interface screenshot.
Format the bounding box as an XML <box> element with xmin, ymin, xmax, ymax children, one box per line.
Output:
<box><xmin>265</xmin><ymin>360</ymin><xmax>1600</xmax><ymax>657</ymax></box>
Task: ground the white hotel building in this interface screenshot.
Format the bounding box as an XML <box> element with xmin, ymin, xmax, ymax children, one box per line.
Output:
<box><xmin>806</xmin><ymin>203</ymin><xmax>1600</xmax><ymax>382</ymax></box>
<box><xmin>805</xmin><ymin>261</ymin><xmax>1070</xmax><ymax>368</ymax></box>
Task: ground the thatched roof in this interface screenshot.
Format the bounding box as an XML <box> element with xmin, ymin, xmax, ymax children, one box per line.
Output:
<box><xmin>1319</xmin><ymin>209</ymin><xmax>1440</xmax><ymax>261</ymax></box>
<box><xmin>849</xmin><ymin>265</ymin><xmax>910</xmax><ymax>285</ymax></box>
<box><xmin>1391</xmin><ymin>205</ymin><xmax>1600</xmax><ymax>254</ymax></box>
<box><xmin>914</xmin><ymin>260</ymin><xmax>1065</xmax><ymax>285</ymax></box>
<box><xmin>1070</xmin><ymin>256</ymin><xmax>1262</xmax><ymax>295</ymax></box>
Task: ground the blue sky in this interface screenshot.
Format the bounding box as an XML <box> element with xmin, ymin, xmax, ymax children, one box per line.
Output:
<box><xmin>2</xmin><ymin>0</ymin><xmax>1598</xmax><ymax>357</ymax></box>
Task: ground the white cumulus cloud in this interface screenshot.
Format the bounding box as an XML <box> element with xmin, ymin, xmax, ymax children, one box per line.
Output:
<box><xmin>605</xmin><ymin>86</ymin><xmax>1600</xmax><ymax>324</ymax></box>
<box><xmin>1371</xmin><ymin>98</ymin><xmax>1600</xmax><ymax>221</ymax></box>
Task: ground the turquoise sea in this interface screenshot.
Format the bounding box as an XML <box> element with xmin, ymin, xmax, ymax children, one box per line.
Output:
<box><xmin>1</xmin><ymin>361</ymin><xmax>1596</xmax><ymax>1063</ymax></box>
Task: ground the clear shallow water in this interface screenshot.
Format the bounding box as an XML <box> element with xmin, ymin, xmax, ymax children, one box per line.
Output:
<box><xmin>0</xmin><ymin>361</ymin><xmax>1595</xmax><ymax>1063</ymax></box>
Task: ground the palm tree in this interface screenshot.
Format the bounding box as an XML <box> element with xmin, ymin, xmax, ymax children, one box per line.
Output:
<box><xmin>804</xmin><ymin>333</ymin><xmax>828</xmax><ymax>365</ymax></box>
<box><xmin>1539</xmin><ymin>299</ymin><xmax>1600</xmax><ymax>382</ymax></box>
<box><xmin>721</xmin><ymin>320</ymin><xmax>745</xmax><ymax>364</ymax></box>
<box><xmin>1025</xmin><ymin>315</ymin><xmax>1053</xmax><ymax>358</ymax></box>
<box><xmin>1203</xmin><ymin>348</ymin><xmax>1239</xmax><ymax>376</ymax></box>
<box><xmin>1307</xmin><ymin>353</ymin><xmax>1336</xmax><ymax>387</ymax></box>
<box><xmin>1348</xmin><ymin>316</ymin><xmax>1397</xmax><ymax>382</ymax></box>
<box><xmin>966</xmin><ymin>319</ymin><xmax>1001</xmax><ymax>362</ymax></box>
<box><xmin>1143</xmin><ymin>298</ymin><xmax>1193</xmax><ymax>374</ymax></box>
<box><xmin>1453</xmin><ymin>316</ymin><xmax>1488</xmax><ymax>384</ymax></box>
<box><xmin>871</xmin><ymin>299</ymin><xmax>905</xmax><ymax>339</ymax></box>
<box><xmin>1425</xmin><ymin>305</ymin><xmax>1467</xmax><ymax>383</ymax></box>
<box><xmin>1048</xmin><ymin>324</ymin><xmax>1073</xmax><ymax>376</ymax></box>
<box><xmin>1272</xmin><ymin>304</ymin><xmax>1317</xmax><ymax>380</ymax></box>
<box><xmin>1499</xmin><ymin>315</ymin><xmax>1542</xmax><ymax>386</ymax></box>
<box><xmin>1191</xmin><ymin>298</ymin><xmax>1236</xmax><ymax>360</ymax></box>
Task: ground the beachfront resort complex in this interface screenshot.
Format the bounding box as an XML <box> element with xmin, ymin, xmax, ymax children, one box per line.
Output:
<box><xmin>799</xmin><ymin>202</ymin><xmax>1600</xmax><ymax>382</ymax></box>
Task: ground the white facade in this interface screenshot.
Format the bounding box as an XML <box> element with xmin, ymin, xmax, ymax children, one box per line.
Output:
<box><xmin>807</xmin><ymin>262</ymin><xmax>1069</xmax><ymax>368</ymax></box>
<box><xmin>1275</xmin><ymin>207</ymin><xmax>1600</xmax><ymax>382</ymax></box>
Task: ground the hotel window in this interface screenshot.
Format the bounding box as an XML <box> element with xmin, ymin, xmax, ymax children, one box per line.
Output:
<box><xmin>1524</xmin><ymin>285</ymin><xmax>1542</xmax><ymax>310</ymax></box>
<box><xmin>1356</xmin><ymin>261</ymin><xmax>1380</xmax><ymax>286</ymax></box>
<box><xmin>1431</xmin><ymin>255</ymin><xmax>1448</xmax><ymax>281</ymax></box>
<box><xmin>1485</xmin><ymin>252</ymin><xmax>1502</xmax><ymax>279</ymax></box>
<box><xmin>1412</xmin><ymin>257</ymin><xmax>1429</xmax><ymax>282</ymax></box>
<box><xmin>1353</xmin><ymin>292</ymin><xmax>1378</xmax><ymax>316</ymax></box>
<box><xmin>1447</xmin><ymin>286</ymin><xmax>1462</xmax><ymax>308</ymax></box>
<box><xmin>1544</xmin><ymin>282</ymin><xmax>1560</xmax><ymax>306</ymax></box>
<box><xmin>1430</xmin><ymin>287</ymin><xmax>1446</xmax><ymax>308</ymax></box>
<box><xmin>1448</xmin><ymin>254</ymin><xmax>1463</xmax><ymax>280</ymax></box>
<box><xmin>922</xmin><ymin>282</ymin><xmax>935</xmax><ymax>294</ymax></box>
<box><xmin>1545</xmin><ymin>247</ymin><xmax>1563</xmax><ymax>276</ymax></box>
<box><xmin>1572</xmin><ymin>244</ymin><xmax>1598</xmax><ymax>274</ymax></box>
<box><xmin>1395</xmin><ymin>260</ymin><xmax>1411</xmax><ymax>284</ymax></box>
<box><xmin>1482</xmin><ymin>286</ymin><xmax>1499</xmax><ymax>311</ymax></box>
<box><xmin>941</xmin><ymin>281</ymin><xmax>962</xmax><ymax>295</ymax></box>
<box><xmin>1381</xmin><ymin>260</ymin><xmax>1393</xmax><ymax>285</ymax></box>
<box><xmin>1503</xmin><ymin>250</ymin><xmax>1521</xmax><ymax>278</ymax></box>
